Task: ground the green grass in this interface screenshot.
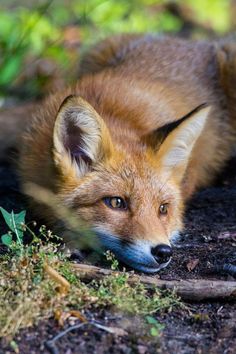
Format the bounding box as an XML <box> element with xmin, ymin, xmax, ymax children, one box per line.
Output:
<box><xmin>0</xmin><ymin>207</ymin><xmax>180</xmax><ymax>339</ymax></box>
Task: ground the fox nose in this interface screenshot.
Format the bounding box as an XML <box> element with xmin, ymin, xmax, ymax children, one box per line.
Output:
<box><xmin>151</xmin><ymin>244</ymin><xmax>172</xmax><ymax>263</ymax></box>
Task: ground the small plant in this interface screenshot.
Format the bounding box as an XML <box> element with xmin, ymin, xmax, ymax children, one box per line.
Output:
<box><xmin>0</xmin><ymin>207</ymin><xmax>26</xmax><ymax>248</ymax></box>
<box><xmin>146</xmin><ymin>315</ymin><xmax>164</xmax><ymax>337</ymax></box>
<box><xmin>105</xmin><ymin>250</ymin><xmax>120</xmax><ymax>270</ymax></box>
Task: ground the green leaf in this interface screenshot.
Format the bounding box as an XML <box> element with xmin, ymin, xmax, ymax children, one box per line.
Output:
<box><xmin>1</xmin><ymin>233</ymin><xmax>13</xmax><ymax>246</ymax></box>
<box><xmin>0</xmin><ymin>207</ymin><xmax>26</xmax><ymax>244</ymax></box>
<box><xmin>14</xmin><ymin>210</ymin><xmax>26</xmax><ymax>225</ymax></box>
<box><xmin>146</xmin><ymin>315</ymin><xmax>158</xmax><ymax>325</ymax></box>
<box><xmin>0</xmin><ymin>207</ymin><xmax>14</xmax><ymax>232</ymax></box>
<box><xmin>13</xmin><ymin>210</ymin><xmax>26</xmax><ymax>243</ymax></box>
<box><xmin>150</xmin><ymin>326</ymin><xmax>159</xmax><ymax>337</ymax></box>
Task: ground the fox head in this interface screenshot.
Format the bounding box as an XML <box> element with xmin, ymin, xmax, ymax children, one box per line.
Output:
<box><xmin>52</xmin><ymin>95</ymin><xmax>210</xmax><ymax>273</ymax></box>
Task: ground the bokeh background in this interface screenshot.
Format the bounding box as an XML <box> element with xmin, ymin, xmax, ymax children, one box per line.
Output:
<box><xmin>0</xmin><ymin>0</ymin><xmax>235</xmax><ymax>104</ymax></box>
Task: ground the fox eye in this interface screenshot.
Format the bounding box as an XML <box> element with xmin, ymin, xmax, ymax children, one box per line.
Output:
<box><xmin>103</xmin><ymin>197</ymin><xmax>127</xmax><ymax>210</ymax></box>
<box><xmin>159</xmin><ymin>203</ymin><xmax>168</xmax><ymax>215</ymax></box>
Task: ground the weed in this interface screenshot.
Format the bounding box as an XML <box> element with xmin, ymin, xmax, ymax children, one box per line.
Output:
<box><xmin>146</xmin><ymin>315</ymin><xmax>164</xmax><ymax>336</ymax></box>
<box><xmin>0</xmin><ymin>207</ymin><xmax>26</xmax><ymax>247</ymax></box>
<box><xmin>105</xmin><ymin>250</ymin><xmax>120</xmax><ymax>270</ymax></box>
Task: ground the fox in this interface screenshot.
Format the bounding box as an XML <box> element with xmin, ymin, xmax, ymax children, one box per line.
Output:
<box><xmin>6</xmin><ymin>34</ymin><xmax>236</xmax><ymax>273</ymax></box>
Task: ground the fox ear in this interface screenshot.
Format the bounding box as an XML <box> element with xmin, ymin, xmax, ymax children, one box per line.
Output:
<box><xmin>53</xmin><ymin>95</ymin><xmax>113</xmax><ymax>177</ymax></box>
<box><xmin>156</xmin><ymin>104</ymin><xmax>211</xmax><ymax>183</ymax></box>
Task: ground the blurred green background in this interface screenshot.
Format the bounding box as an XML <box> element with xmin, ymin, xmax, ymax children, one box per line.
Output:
<box><xmin>0</xmin><ymin>0</ymin><xmax>235</xmax><ymax>103</ymax></box>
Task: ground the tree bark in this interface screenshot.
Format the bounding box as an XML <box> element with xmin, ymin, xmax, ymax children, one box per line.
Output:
<box><xmin>72</xmin><ymin>263</ymin><xmax>236</xmax><ymax>301</ymax></box>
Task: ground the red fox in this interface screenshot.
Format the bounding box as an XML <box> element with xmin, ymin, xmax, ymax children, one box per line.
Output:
<box><xmin>15</xmin><ymin>34</ymin><xmax>236</xmax><ymax>272</ymax></box>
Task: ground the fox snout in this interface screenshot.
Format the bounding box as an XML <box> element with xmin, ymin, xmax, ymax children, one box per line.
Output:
<box><xmin>93</xmin><ymin>229</ymin><xmax>173</xmax><ymax>273</ymax></box>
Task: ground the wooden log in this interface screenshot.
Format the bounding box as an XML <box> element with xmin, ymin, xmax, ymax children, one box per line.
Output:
<box><xmin>71</xmin><ymin>263</ymin><xmax>236</xmax><ymax>301</ymax></box>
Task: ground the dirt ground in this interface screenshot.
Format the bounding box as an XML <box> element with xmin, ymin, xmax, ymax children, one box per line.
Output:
<box><xmin>0</xmin><ymin>155</ymin><xmax>236</xmax><ymax>354</ymax></box>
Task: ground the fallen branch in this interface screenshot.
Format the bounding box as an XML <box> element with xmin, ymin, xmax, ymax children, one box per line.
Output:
<box><xmin>71</xmin><ymin>263</ymin><xmax>236</xmax><ymax>301</ymax></box>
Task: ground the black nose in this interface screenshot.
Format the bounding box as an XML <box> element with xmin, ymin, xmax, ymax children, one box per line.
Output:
<box><xmin>151</xmin><ymin>244</ymin><xmax>172</xmax><ymax>263</ymax></box>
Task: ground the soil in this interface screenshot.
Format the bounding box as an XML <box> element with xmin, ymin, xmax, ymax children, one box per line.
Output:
<box><xmin>0</xmin><ymin>155</ymin><xmax>236</xmax><ymax>354</ymax></box>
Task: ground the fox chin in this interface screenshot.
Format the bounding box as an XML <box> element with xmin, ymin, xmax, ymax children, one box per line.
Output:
<box><xmin>19</xmin><ymin>35</ymin><xmax>236</xmax><ymax>273</ymax></box>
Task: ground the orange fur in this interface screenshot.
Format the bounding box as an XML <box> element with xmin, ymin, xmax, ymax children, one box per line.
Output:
<box><xmin>18</xmin><ymin>34</ymin><xmax>236</xmax><ymax>272</ymax></box>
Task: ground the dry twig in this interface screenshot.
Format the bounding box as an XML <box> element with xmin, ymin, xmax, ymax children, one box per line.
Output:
<box><xmin>71</xmin><ymin>263</ymin><xmax>236</xmax><ymax>301</ymax></box>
